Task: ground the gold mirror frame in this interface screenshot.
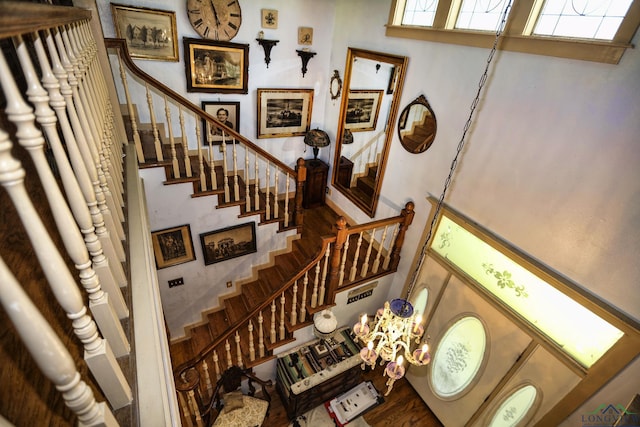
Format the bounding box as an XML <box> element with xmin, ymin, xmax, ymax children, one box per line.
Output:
<box><xmin>398</xmin><ymin>94</ymin><xmax>437</xmax><ymax>154</ymax></box>
<box><xmin>332</xmin><ymin>48</ymin><xmax>408</xmax><ymax>217</ymax></box>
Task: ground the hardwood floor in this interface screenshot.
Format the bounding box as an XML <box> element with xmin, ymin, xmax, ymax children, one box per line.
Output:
<box><xmin>265</xmin><ymin>367</ymin><xmax>443</xmax><ymax>427</ymax></box>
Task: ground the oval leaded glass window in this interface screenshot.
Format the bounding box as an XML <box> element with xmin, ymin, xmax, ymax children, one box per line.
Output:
<box><xmin>487</xmin><ymin>384</ymin><xmax>538</xmax><ymax>427</ymax></box>
<box><xmin>430</xmin><ymin>316</ymin><xmax>487</xmax><ymax>399</ymax></box>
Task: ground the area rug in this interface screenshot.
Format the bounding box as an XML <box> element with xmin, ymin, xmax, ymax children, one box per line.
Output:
<box><xmin>288</xmin><ymin>404</ymin><xmax>370</xmax><ymax>427</ymax></box>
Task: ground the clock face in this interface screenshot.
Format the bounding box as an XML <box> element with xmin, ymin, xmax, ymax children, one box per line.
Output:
<box><xmin>187</xmin><ymin>0</ymin><xmax>242</xmax><ymax>41</ymax></box>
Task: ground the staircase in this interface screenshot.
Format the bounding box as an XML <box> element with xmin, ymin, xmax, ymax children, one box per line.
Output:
<box><xmin>107</xmin><ymin>38</ymin><xmax>416</xmax><ymax>426</ymax></box>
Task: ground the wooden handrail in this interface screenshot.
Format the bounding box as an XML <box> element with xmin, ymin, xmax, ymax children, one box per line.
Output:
<box><xmin>0</xmin><ymin>2</ymin><xmax>90</xmax><ymax>39</ymax></box>
<box><xmin>104</xmin><ymin>38</ymin><xmax>297</xmax><ymax>176</ymax></box>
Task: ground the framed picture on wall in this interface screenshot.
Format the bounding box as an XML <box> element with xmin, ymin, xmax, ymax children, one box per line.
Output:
<box><xmin>200</xmin><ymin>222</ymin><xmax>257</xmax><ymax>265</ymax></box>
<box><xmin>257</xmin><ymin>88</ymin><xmax>314</xmax><ymax>138</ymax></box>
<box><xmin>151</xmin><ymin>224</ymin><xmax>195</xmax><ymax>269</ymax></box>
<box><xmin>344</xmin><ymin>90</ymin><xmax>384</xmax><ymax>132</ymax></box>
<box><xmin>183</xmin><ymin>38</ymin><xmax>249</xmax><ymax>93</ymax></box>
<box><xmin>111</xmin><ymin>3</ymin><xmax>179</xmax><ymax>61</ymax></box>
<box><xmin>201</xmin><ymin>101</ymin><xmax>240</xmax><ymax>145</ymax></box>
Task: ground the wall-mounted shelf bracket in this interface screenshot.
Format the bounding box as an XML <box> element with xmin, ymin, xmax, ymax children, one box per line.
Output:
<box><xmin>256</xmin><ymin>38</ymin><xmax>279</xmax><ymax>68</ymax></box>
<box><xmin>296</xmin><ymin>49</ymin><xmax>316</xmax><ymax>77</ymax></box>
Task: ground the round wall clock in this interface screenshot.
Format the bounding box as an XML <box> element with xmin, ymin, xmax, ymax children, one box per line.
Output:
<box><xmin>187</xmin><ymin>0</ymin><xmax>242</xmax><ymax>41</ymax></box>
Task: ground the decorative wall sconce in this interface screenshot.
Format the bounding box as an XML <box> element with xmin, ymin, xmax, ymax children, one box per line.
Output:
<box><xmin>256</xmin><ymin>38</ymin><xmax>279</xmax><ymax>68</ymax></box>
<box><xmin>296</xmin><ymin>49</ymin><xmax>316</xmax><ymax>77</ymax></box>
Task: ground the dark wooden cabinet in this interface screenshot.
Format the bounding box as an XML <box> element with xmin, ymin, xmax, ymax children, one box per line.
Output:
<box><xmin>303</xmin><ymin>159</ymin><xmax>329</xmax><ymax>208</ymax></box>
<box><xmin>275</xmin><ymin>328</ymin><xmax>363</xmax><ymax>420</ymax></box>
<box><xmin>337</xmin><ymin>156</ymin><xmax>354</xmax><ymax>188</ymax></box>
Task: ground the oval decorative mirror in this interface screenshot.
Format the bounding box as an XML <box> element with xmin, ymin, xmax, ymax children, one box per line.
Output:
<box><xmin>332</xmin><ymin>48</ymin><xmax>408</xmax><ymax>217</ymax></box>
<box><xmin>330</xmin><ymin>70</ymin><xmax>342</xmax><ymax>100</ymax></box>
<box><xmin>397</xmin><ymin>94</ymin><xmax>437</xmax><ymax>154</ymax></box>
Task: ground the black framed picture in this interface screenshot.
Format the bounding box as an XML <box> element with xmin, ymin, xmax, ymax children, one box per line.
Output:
<box><xmin>151</xmin><ymin>224</ymin><xmax>195</xmax><ymax>269</ymax></box>
<box><xmin>256</xmin><ymin>88</ymin><xmax>314</xmax><ymax>138</ymax></box>
<box><xmin>183</xmin><ymin>37</ymin><xmax>249</xmax><ymax>93</ymax></box>
<box><xmin>201</xmin><ymin>101</ymin><xmax>240</xmax><ymax>144</ymax></box>
<box><xmin>200</xmin><ymin>222</ymin><xmax>257</xmax><ymax>265</ymax></box>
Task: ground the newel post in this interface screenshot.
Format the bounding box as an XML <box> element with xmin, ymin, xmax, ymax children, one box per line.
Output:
<box><xmin>294</xmin><ymin>158</ymin><xmax>306</xmax><ymax>229</ymax></box>
<box><xmin>390</xmin><ymin>201</ymin><xmax>415</xmax><ymax>270</ymax></box>
<box><xmin>326</xmin><ymin>216</ymin><xmax>348</xmax><ymax>305</ymax></box>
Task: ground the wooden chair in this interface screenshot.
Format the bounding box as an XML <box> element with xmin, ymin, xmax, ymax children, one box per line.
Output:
<box><xmin>209</xmin><ymin>366</ymin><xmax>273</xmax><ymax>427</ymax></box>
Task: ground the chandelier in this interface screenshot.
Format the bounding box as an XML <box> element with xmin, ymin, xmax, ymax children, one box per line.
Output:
<box><xmin>352</xmin><ymin>0</ymin><xmax>512</xmax><ymax>396</ymax></box>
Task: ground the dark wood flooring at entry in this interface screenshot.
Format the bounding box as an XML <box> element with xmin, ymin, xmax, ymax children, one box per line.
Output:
<box><xmin>266</xmin><ymin>367</ymin><xmax>443</xmax><ymax>426</ymax></box>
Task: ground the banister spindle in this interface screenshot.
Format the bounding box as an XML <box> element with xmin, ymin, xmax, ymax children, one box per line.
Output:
<box><xmin>270</xmin><ymin>300</ymin><xmax>277</xmax><ymax>344</ymax></box>
<box><xmin>372</xmin><ymin>225</ymin><xmax>388</xmax><ymax>274</ymax></box>
<box><xmin>279</xmin><ymin>292</ymin><xmax>286</xmax><ymax>340</ymax></box>
<box><xmin>290</xmin><ymin>281</ymin><xmax>298</xmax><ymax>326</ymax></box>
<box><xmin>232</xmin><ymin>138</ymin><xmax>240</xmax><ymax>201</ymax></box>
<box><xmin>338</xmin><ymin>235</ymin><xmax>350</xmax><ymax>287</ymax></box>
<box><xmin>299</xmin><ymin>271</ymin><xmax>308</xmax><ymax>323</ymax></box>
<box><xmin>350</xmin><ymin>231</ymin><xmax>364</xmax><ymax>281</ymax></box>
<box><xmin>265</xmin><ymin>160</ymin><xmax>271</xmax><ymax>220</ymax></box>
<box><xmin>361</xmin><ymin>229</ymin><xmax>375</xmax><ymax>277</ymax></box>
<box><xmin>383</xmin><ymin>224</ymin><xmax>399</xmax><ymax>270</ymax></box>
<box><xmin>319</xmin><ymin>244</ymin><xmax>331</xmax><ymax>305</ymax></box>
<box><xmin>45</xmin><ymin>29</ymin><xmax>127</xmax><ymax>288</ymax></box>
<box><xmin>311</xmin><ymin>260</ymin><xmax>320</xmax><ymax>308</ymax></box>
<box><xmin>196</xmin><ymin>120</ymin><xmax>206</xmax><ymax>191</ymax></box>
<box><xmin>178</xmin><ymin>107</ymin><xmax>193</xmax><ymax>177</ymax></box>
<box><xmin>164</xmin><ymin>95</ymin><xmax>180</xmax><ymax>178</ymax></box>
<box><xmin>145</xmin><ymin>83</ymin><xmax>164</xmax><ymax>161</ymax></box>
<box><xmin>248</xmin><ymin>320</ymin><xmax>255</xmax><ymax>361</ymax></box>
<box><xmin>254</xmin><ymin>153</ymin><xmax>260</xmax><ymax>210</ymax></box>
<box><xmin>284</xmin><ymin>172</ymin><xmax>290</xmax><ymax>227</ymax></box>
<box><xmin>0</xmin><ymin>255</ymin><xmax>118</xmax><ymax>427</ymax></box>
<box><xmin>273</xmin><ymin>167</ymin><xmax>279</xmax><ymax>219</ymax></box>
<box><xmin>235</xmin><ymin>331</ymin><xmax>242</xmax><ymax>367</ymax></box>
<box><xmin>258</xmin><ymin>311</ymin><xmax>265</xmax><ymax>358</ymax></box>
<box><xmin>222</xmin><ymin>134</ymin><xmax>230</xmax><ymax>202</ymax></box>
<box><xmin>245</xmin><ymin>148</ymin><xmax>251</xmax><ymax>211</ymax></box>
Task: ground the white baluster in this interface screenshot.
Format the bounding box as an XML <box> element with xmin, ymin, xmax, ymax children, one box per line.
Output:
<box><xmin>202</xmin><ymin>360</ymin><xmax>212</xmax><ymax>397</ymax></box>
<box><xmin>279</xmin><ymin>292</ymin><xmax>286</xmax><ymax>340</ymax></box>
<box><xmin>222</xmin><ymin>133</ymin><xmax>230</xmax><ymax>202</ymax></box>
<box><xmin>16</xmin><ymin>34</ymin><xmax>129</xmax><ymax>352</ymax></box>
<box><xmin>0</xmin><ymin>256</ymin><xmax>118</xmax><ymax>427</ymax></box>
<box><xmin>245</xmin><ymin>148</ymin><xmax>251</xmax><ymax>211</ymax></box>
<box><xmin>145</xmin><ymin>83</ymin><xmax>164</xmax><ymax>161</ymax></box>
<box><xmin>265</xmin><ymin>160</ymin><xmax>271</xmax><ymax>220</ymax></box>
<box><xmin>319</xmin><ymin>244</ymin><xmax>331</xmax><ymax>305</ymax></box>
<box><xmin>164</xmin><ymin>95</ymin><xmax>180</xmax><ymax>178</ymax></box>
<box><xmin>178</xmin><ymin>392</ymin><xmax>194</xmax><ymax>427</ymax></box>
<box><xmin>235</xmin><ymin>331</ymin><xmax>242</xmax><ymax>367</ymax></box>
<box><xmin>0</xmin><ymin>122</ymin><xmax>131</xmax><ymax>409</ymax></box>
<box><xmin>338</xmin><ymin>236</ymin><xmax>350</xmax><ymax>287</ymax></box>
<box><xmin>284</xmin><ymin>173</ymin><xmax>290</xmax><ymax>227</ymax></box>
<box><xmin>208</xmin><ymin>132</ymin><xmax>217</xmax><ymax>190</ymax></box>
<box><xmin>299</xmin><ymin>271</ymin><xmax>308</xmax><ymax>323</ymax></box>
<box><xmin>373</xmin><ymin>226</ymin><xmax>388</xmax><ymax>274</ymax></box>
<box><xmin>178</xmin><ymin>107</ymin><xmax>192</xmax><ymax>177</ymax></box>
<box><xmin>361</xmin><ymin>229</ymin><xmax>375</xmax><ymax>277</ymax></box>
<box><xmin>383</xmin><ymin>224</ymin><xmax>399</xmax><ymax>270</ymax></box>
<box><xmin>273</xmin><ymin>167</ymin><xmax>279</xmax><ymax>219</ymax></box>
<box><xmin>258</xmin><ymin>311</ymin><xmax>265</xmax><ymax>358</ymax></box>
<box><xmin>290</xmin><ymin>281</ymin><xmax>298</xmax><ymax>326</ymax></box>
<box><xmin>254</xmin><ymin>153</ymin><xmax>260</xmax><ymax>210</ymax></box>
<box><xmin>225</xmin><ymin>340</ymin><xmax>232</xmax><ymax>368</ymax></box>
<box><xmin>212</xmin><ymin>350</ymin><xmax>221</xmax><ymax>380</ymax></box>
<box><xmin>188</xmin><ymin>391</ymin><xmax>204</xmax><ymax>427</ymax></box>
<box><xmin>248</xmin><ymin>320</ymin><xmax>255</xmax><ymax>362</ymax></box>
<box><xmin>311</xmin><ymin>261</ymin><xmax>320</xmax><ymax>308</ymax></box>
<box><xmin>44</xmin><ymin>30</ymin><xmax>127</xmax><ymax>287</ymax></box>
<box><xmin>270</xmin><ymin>300</ymin><xmax>276</xmax><ymax>344</ymax></box>
<box><xmin>233</xmin><ymin>138</ymin><xmax>240</xmax><ymax>201</ymax></box>
<box><xmin>350</xmin><ymin>232</ymin><xmax>364</xmax><ymax>281</ymax></box>
<box><xmin>196</xmin><ymin>121</ymin><xmax>206</xmax><ymax>191</ymax></box>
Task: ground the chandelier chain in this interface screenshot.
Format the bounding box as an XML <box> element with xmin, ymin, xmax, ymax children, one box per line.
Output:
<box><xmin>405</xmin><ymin>0</ymin><xmax>513</xmax><ymax>299</ymax></box>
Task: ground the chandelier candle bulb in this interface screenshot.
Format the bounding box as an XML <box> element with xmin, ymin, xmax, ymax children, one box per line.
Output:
<box><xmin>367</xmin><ymin>341</ymin><xmax>373</xmax><ymax>358</ymax></box>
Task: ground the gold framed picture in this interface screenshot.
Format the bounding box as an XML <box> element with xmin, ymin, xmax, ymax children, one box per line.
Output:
<box><xmin>183</xmin><ymin>38</ymin><xmax>249</xmax><ymax>93</ymax></box>
<box><xmin>200</xmin><ymin>222</ymin><xmax>257</xmax><ymax>265</ymax></box>
<box><xmin>345</xmin><ymin>90</ymin><xmax>384</xmax><ymax>132</ymax></box>
<box><xmin>257</xmin><ymin>89</ymin><xmax>314</xmax><ymax>139</ymax></box>
<box><xmin>298</xmin><ymin>27</ymin><xmax>313</xmax><ymax>45</ymax></box>
<box><xmin>111</xmin><ymin>3</ymin><xmax>179</xmax><ymax>61</ymax></box>
<box><xmin>261</xmin><ymin>9</ymin><xmax>278</xmax><ymax>29</ymax></box>
<box><xmin>151</xmin><ymin>224</ymin><xmax>195</xmax><ymax>269</ymax></box>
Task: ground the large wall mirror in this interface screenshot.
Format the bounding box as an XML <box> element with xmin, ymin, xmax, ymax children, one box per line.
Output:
<box><xmin>332</xmin><ymin>48</ymin><xmax>408</xmax><ymax>217</ymax></box>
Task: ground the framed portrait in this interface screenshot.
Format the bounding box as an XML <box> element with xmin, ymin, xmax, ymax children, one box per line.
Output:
<box><xmin>183</xmin><ymin>38</ymin><xmax>249</xmax><ymax>94</ymax></box>
<box><xmin>257</xmin><ymin>89</ymin><xmax>314</xmax><ymax>138</ymax></box>
<box><xmin>200</xmin><ymin>222</ymin><xmax>257</xmax><ymax>265</ymax></box>
<box><xmin>110</xmin><ymin>3</ymin><xmax>178</xmax><ymax>62</ymax></box>
<box><xmin>201</xmin><ymin>101</ymin><xmax>240</xmax><ymax>145</ymax></box>
<box><xmin>345</xmin><ymin>90</ymin><xmax>384</xmax><ymax>132</ymax></box>
<box><xmin>151</xmin><ymin>224</ymin><xmax>195</xmax><ymax>269</ymax></box>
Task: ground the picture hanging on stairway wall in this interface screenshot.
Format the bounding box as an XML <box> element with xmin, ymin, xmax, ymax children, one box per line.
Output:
<box><xmin>151</xmin><ymin>224</ymin><xmax>196</xmax><ymax>269</ymax></box>
<box><xmin>184</xmin><ymin>38</ymin><xmax>249</xmax><ymax>94</ymax></box>
<box><xmin>202</xmin><ymin>101</ymin><xmax>240</xmax><ymax>144</ymax></box>
<box><xmin>257</xmin><ymin>88</ymin><xmax>314</xmax><ymax>138</ymax></box>
<box><xmin>200</xmin><ymin>222</ymin><xmax>257</xmax><ymax>265</ymax></box>
<box><xmin>111</xmin><ymin>3</ymin><xmax>179</xmax><ymax>62</ymax></box>
<box><xmin>344</xmin><ymin>90</ymin><xmax>384</xmax><ymax>132</ymax></box>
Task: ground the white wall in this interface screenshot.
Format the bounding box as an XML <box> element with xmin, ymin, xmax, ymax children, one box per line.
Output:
<box><xmin>97</xmin><ymin>0</ymin><xmax>640</xmax><ymax>421</ymax></box>
<box><xmin>325</xmin><ymin>1</ymin><xmax>640</xmax><ymax>424</ymax></box>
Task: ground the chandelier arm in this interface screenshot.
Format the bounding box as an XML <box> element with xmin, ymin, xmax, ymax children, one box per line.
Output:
<box><xmin>404</xmin><ymin>0</ymin><xmax>513</xmax><ymax>300</ymax></box>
